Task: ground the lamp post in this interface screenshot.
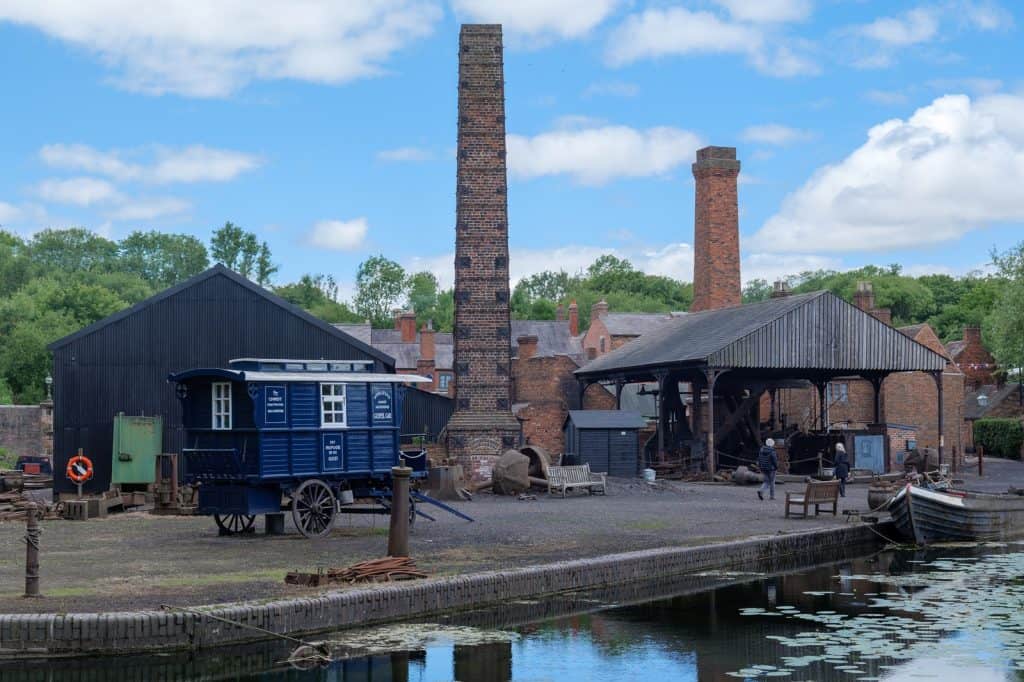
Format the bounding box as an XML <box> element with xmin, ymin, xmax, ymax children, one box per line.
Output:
<box><xmin>44</xmin><ymin>374</ymin><xmax>53</xmax><ymax>401</ymax></box>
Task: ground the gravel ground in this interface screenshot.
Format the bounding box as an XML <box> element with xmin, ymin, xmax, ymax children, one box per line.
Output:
<box><xmin>0</xmin><ymin>457</ymin><xmax>1020</xmax><ymax>615</ymax></box>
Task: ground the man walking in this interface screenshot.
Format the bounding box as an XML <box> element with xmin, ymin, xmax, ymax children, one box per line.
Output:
<box><xmin>757</xmin><ymin>438</ymin><xmax>778</xmax><ymax>501</ymax></box>
<box><xmin>834</xmin><ymin>443</ymin><xmax>850</xmax><ymax>497</ymax></box>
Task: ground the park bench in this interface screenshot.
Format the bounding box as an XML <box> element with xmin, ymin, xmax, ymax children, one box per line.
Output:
<box><xmin>785</xmin><ymin>479</ymin><xmax>840</xmax><ymax>518</ymax></box>
<box><xmin>547</xmin><ymin>464</ymin><xmax>607</xmax><ymax>497</ymax></box>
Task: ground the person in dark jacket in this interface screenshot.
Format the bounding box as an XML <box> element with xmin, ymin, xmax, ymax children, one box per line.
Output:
<box><xmin>834</xmin><ymin>443</ymin><xmax>850</xmax><ymax>497</ymax></box>
<box><xmin>757</xmin><ymin>438</ymin><xmax>778</xmax><ymax>501</ymax></box>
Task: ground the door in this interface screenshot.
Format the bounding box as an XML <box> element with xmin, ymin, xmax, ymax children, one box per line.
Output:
<box><xmin>855</xmin><ymin>434</ymin><xmax>885</xmax><ymax>473</ymax></box>
<box><xmin>608</xmin><ymin>429</ymin><xmax>639</xmax><ymax>477</ymax></box>
<box><xmin>579</xmin><ymin>430</ymin><xmax>610</xmax><ymax>473</ymax></box>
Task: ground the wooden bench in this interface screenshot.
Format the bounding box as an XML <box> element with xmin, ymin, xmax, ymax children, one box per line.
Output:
<box><xmin>547</xmin><ymin>464</ymin><xmax>607</xmax><ymax>497</ymax></box>
<box><xmin>785</xmin><ymin>479</ymin><xmax>840</xmax><ymax>518</ymax></box>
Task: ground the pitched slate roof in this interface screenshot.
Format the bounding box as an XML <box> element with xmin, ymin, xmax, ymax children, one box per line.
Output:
<box><xmin>565</xmin><ymin>410</ymin><xmax>648</xmax><ymax>429</ymax></box>
<box><xmin>511</xmin><ymin>320</ymin><xmax>580</xmax><ymax>358</ymax></box>
<box><xmin>600</xmin><ymin>312</ymin><xmax>685</xmax><ymax>337</ymax></box>
<box><xmin>946</xmin><ymin>340</ymin><xmax>967</xmax><ymax>359</ymax></box>
<box><xmin>49</xmin><ymin>265</ymin><xmax>396</xmax><ymax>368</ymax></box>
<box><xmin>965</xmin><ymin>383</ymin><xmax>1023</xmax><ymax>420</ymax></box>
<box><xmin>576</xmin><ymin>291</ymin><xmax>949</xmax><ymax>378</ymax></box>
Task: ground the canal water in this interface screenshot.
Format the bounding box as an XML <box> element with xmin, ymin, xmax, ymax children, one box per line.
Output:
<box><xmin>6</xmin><ymin>543</ymin><xmax>1024</xmax><ymax>681</ymax></box>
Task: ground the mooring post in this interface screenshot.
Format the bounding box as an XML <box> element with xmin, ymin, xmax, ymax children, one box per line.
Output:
<box><xmin>24</xmin><ymin>502</ymin><xmax>40</xmax><ymax>598</ymax></box>
<box><xmin>388</xmin><ymin>466</ymin><xmax>413</xmax><ymax>557</ymax></box>
<box><xmin>978</xmin><ymin>445</ymin><xmax>984</xmax><ymax>477</ymax></box>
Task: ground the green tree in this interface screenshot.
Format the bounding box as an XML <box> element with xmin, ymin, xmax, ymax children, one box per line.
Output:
<box><xmin>255</xmin><ymin>241</ymin><xmax>278</xmax><ymax>286</ymax></box>
<box><xmin>28</xmin><ymin>228</ymin><xmax>118</xmax><ymax>274</ymax></box>
<box><xmin>742</xmin><ymin>278</ymin><xmax>772</xmax><ymax>303</ymax></box>
<box><xmin>275</xmin><ymin>274</ymin><xmax>362</xmax><ymax>323</ymax></box>
<box><xmin>984</xmin><ymin>242</ymin><xmax>1024</xmax><ymax>372</ymax></box>
<box><xmin>0</xmin><ymin>230</ymin><xmax>33</xmax><ymax>297</ymax></box>
<box><xmin>120</xmin><ymin>230</ymin><xmax>209</xmax><ymax>289</ymax></box>
<box><xmin>210</xmin><ymin>222</ymin><xmax>266</xmax><ymax>281</ymax></box>
<box><xmin>354</xmin><ymin>256</ymin><xmax>407</xmax><ymax>328</ymax></box>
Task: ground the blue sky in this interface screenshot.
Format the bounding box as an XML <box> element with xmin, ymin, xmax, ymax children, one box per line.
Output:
<box><xmin>1</xmin><ymin>1</ymin><xmax>1021</xmax><ymax>299</ymax></box>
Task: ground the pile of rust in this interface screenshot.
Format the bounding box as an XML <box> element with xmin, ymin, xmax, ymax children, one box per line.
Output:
<box><xmin>285</xmin><ymin>557</ymin><xmax>427</xmax><ymax>587</ymax></box>
<box><xmin>0</xmin><ymin>490</ymin><xmax>62</xmax><ymax>522</ymax></box>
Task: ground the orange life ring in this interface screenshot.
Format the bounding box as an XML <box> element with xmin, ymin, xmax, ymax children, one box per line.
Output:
<box><xmin>66</xmin><ymin>454</ymin><xmax>94</xmax><ymax>483</ymax></box>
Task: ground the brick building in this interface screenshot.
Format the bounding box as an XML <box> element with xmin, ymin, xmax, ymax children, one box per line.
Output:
<box><xmin>947</xmin><ymin>326</ymin><xmax>999</xmax><ymax>390</ymax></box>
<box><xmin>582</xmin><ymin>302</ymin><xmax>682</xmax><ymax>359</ymax></box>
<box><xmin>336</xmin><ymin>315</ymin><xmax>454</xmax><ymax>395</ymax></box>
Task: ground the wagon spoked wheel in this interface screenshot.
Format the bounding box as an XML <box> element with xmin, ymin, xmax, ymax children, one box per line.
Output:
<box><xmin>292</xmin><ymin>479</ymin><xmax>337</xmax><ymax>539</ymax></box>
<box><xmin>214</xmin><ymin>513</ymin><xmax>256</xmax><ymax>535</ymax></box>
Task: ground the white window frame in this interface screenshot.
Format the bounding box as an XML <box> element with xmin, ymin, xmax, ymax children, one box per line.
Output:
<box><xmin>212</xmin><ymin>382</ymin><xmax>232</xmax><ymax>430</ymax></box>
<box><xmin>438</xmin><ymin>373</ymin><xmax>451</xmax><ymax>391</ymax></box>
<box><xmin>320</xmin><ymin>383</ymin><xmax>347</xmax><ymax>428</ymax></box>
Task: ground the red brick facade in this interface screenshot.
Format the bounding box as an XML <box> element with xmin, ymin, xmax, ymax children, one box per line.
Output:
<box><xmin>949</xmin><ymin>327</ymin><xmax>998</xmax><ymax>390</ymax></box>
<box><xmin>446</xmin><ymin>24</ymin><xmax>520</xmax><ymax>480</ymax></box>
<box><xmin>691</xmin><ymin>146</ymin><xmax>741</xmax><ymax>312</ymax></box>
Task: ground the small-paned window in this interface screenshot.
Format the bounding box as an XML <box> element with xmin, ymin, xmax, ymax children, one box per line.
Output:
<box><xmin>321</xmin><ymin>383</ymin><xmax>347</xmax><ymax>428</ymax></box>
<box><xmin>438</xmin><ymin>373</ymin><xmax>452</xmax><ymax>390</ymax></box>
<box><xmin>285</xmin><ymin>362</ymin><xmax>305</xmax><ymax>371</ymax></box>
<box><xmin>600</xmin><ymin>337</ymin><xmax>606</xmax><ymax>353</ymax></box>
<box><xmin>330</xmin><ymin>362</ymin><xmax>354</xmax><ymax>372</ymax></box>
<box><xmin>827</xmin><ymin>382</ymin><xmax>849</xmax><ymax>405</ymax></box>
<box><xmin>212</xmin><ymin>382</ymin><xmax>232</xmax><ymax>430</ymax></box>
<box><xmin>306</xmin><ymin>362</ymin><xmax>328</xmax><ymax>372</ymax></box>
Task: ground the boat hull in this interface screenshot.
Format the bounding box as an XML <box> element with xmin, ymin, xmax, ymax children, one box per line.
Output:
<box><xmin>887</xmin><ymin>484</ymin><xmax>1024</xmax><ymax>545</ymax></box>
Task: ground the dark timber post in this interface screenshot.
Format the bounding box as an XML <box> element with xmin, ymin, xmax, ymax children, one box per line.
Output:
<box><xmin>577</xmin><ymin>379</ymin><xmax>588</xmax><ymax>410</ymax></box>
<box><xmin>24</xmin><ymin>502</ymin><xmax>40</xmax><ymax>597</ymax></box>
<box><xmin>615</xmin><ymin>379</ymin><xmax>625</xmax><ymax>410</ymax></box>
<box><xmin>932</xmin><ymin>371</ymin><xmax>945</xmax><ymax>471</ymax></box>
<box><xmin>769</xmin><ymin>388</ymin><xmax>777</xmax><ymax>431</ymax></box>
<box><xmin>704</xmin><ymin>370</ymin><xmax>724</xmax><ymax>475</ymax></box>
<box><xmin>815</xmin><ymin>380</ymin><xmax>828</xmax><ymax>431</ymax></box>
<box><xmin>388</xmin><ymin>466</ymin><xmax>412</xmax><ymax>557</ymax></box>
<box><xmin>869</xmin><ymin>375</ymin><xmax>885</xmax><ymax>424</ymax></box>
<box><xmin>654</xmin><ymin>371</ymin><xmax>668</xmax><ymax>460</ymax></box>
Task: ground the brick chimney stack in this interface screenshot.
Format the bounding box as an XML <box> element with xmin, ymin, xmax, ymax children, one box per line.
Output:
<box><xmin>517</xmin><ymin>334</ymin><xmax>538</xmax><ymax>361</ymax></box>
<box><xmin>419</xmin><ymin>322</ymin><xmax>435</xmax><ymax>361</ymax></box>
<box><xmin>446</xmin><ymin>24</ymin><xmax>520</xmax><ymax>480</ymax></box>
<box><xmin>555</xmin><ymin>303</ymin><xmax>565</xmax><ymax>321</ymax></box>
<box><xmin>853</xmin><ymin>281</ymin><xmax>875</xmax><ymax>312</ymax></box>
<box><xmin>771</xmin><ymin>280</ymin><xmax>791</xmax><ymax>298</ymax></box>
<box><xmin>568</xmin><ymin>301</ymin><xmax>579</xmax><ymax>336</ymax></box>
<box><xmin>591</xmin><ymin>299</ymin><xmax>609</xmax><ymax>326</ymax></box>
<box><xmin>691</xmin><ymin>146</ymin><xmax>741</xmax><ymax>312</ymax></box>
<box><xmin>964</xmin><ymin>326</ymin><xmax>982</xmax><ymax>346</ymax></box>
<box><xmin>399</xmin><ymin>311</ymin><xmax>417</xmax><ymax>343</ymax></box>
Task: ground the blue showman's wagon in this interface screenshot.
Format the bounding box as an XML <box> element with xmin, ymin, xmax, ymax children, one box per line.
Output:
<box><xmin>168</xmin><ymin>358</ymin><xmax>432</xmax><ymax>538</ymax></box>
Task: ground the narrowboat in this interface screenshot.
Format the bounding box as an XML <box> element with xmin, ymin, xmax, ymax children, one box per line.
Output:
<box><xmin>887</xmin><ymin>483</ymin><xmax>1024</xmax><ymax>544</ymax></box>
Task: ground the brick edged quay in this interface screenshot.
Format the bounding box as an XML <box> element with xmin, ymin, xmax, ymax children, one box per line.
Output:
<box><xmin>0</xmin><ymin>523</ymin><xmax>882</xmax><ymax>658</ymax></box>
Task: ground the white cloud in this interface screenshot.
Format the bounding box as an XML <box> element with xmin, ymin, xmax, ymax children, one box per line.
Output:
<box><xmin>864</xmin><ymin>89</ymin><xmax>909</xmax><ymax>105</ymax></box>
<box><xmin>0</xmin><ymin>1</ymin><xmax>440</xmax><ymax>97</ymax></box>
<box><xmin>856</xmin><ymin>7</ymin><xmax>940</xmax><ymax>47</ymax></box>
<box><xmin>35</xmin><ymin>177</ymin><xmax>121</xmax><ymax>206</ymax></box>
<box><xmin>507</xmin><ymin>124</ymin><xmax>702</xmax><ymax>186</ymax></box>
<box><xmin>39</xmin><ymin>144</ymin><xmax>263</xmax><ymax>184</ymax></box>
<box><xmin>107</xmin><ymin>197</ymin><xmax>190</xmax><ymax>220</ymax></box>
<box><xmin>605</xmin><ymin>7</ymin><xmax>818</xmax><ymax>77</ymax></box>
<box><xmin>959</xmin><ymin>0</ymin><xmax>1014</xmax><ymax>30</ymax></box>
<box><xmin>741</xmin><ymin>123</ymin><xmax>815</xmax><ymax>145</ymax></box>
<box><xmin>714</xmin><ymin>0</ymin><xmax>813</xmax><ymax>23</ymax></box>
<box><xmin>583</xmin><ymin>81</ymin><xmax>639</xmax><ymax>98</ymax></box>
<box><xmin>0</xmin><ymin>201</ymin><xmax>22</xmax><ymax>224</ymax></box>
<box><xmin>452</xmin><ymin>0</ymin><xmax>619</xmax><ymax>40</ymax></box>
<box><xmin>376</xmin><ymin>147</ymin><xmax>434</xmax><ymax>162</ymax></box>
<box><xmin>307</xmin><ymin>218</ymin><xmax>368</xmax><ymax>251</ymax></box>
<box><xmin>742</xmin><ymin>253</ymin><xmax>841</xmax><ymax>283</ymax></box>
<box><xmin>751</xmin><ymin>93</ymin><xmax>1024</xmax><ymax>253</ymax></box>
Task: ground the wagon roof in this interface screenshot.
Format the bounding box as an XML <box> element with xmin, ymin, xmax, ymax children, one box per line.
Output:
<box><xmin>168</xmin><ymin>368</ymin><xmax>430</xmax><ymax>383</ymax></box>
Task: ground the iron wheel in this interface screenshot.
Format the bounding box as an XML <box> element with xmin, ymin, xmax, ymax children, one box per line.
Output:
<box><xmin>292</xmin><ymin>479</ymin><xmax>337</xmax><ymax>539</ymax></box>
<box><xmin>214</xmin><ymin>513</ymin><xmax>256</xmax><ymax>535</ymax></box>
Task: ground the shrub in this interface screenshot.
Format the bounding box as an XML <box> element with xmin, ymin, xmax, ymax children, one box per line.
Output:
<box><xmin>974</xmin><ymin>418</ymin><xmax>1024</xmax><ymax>460</ymax></box>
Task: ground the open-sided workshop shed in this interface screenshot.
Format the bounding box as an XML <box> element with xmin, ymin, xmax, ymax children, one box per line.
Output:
<box><xmin>47</xmin><ymin>265</ymin><xmax>398</xmax><ymax>497</ymax></box>
<box><xmin>563</xmin><ymin>410</ymin><xmax>646</xmax><ymax>477</ymax></box>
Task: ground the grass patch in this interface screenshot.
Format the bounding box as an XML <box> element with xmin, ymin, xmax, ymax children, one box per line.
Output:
<box><xmin>153</xmin><ymin>568</ymin><xmax>285</xmax><ymax>589</ymax></box>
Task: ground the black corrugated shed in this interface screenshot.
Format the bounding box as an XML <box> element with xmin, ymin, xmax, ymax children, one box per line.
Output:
<box><xmin>47</xmin><ymin>265</ymin><xmax>395</xmax><ymax>496</ymax></box>
<box><xmin>563</xmin><ymin>410</ymin><xmax>645</xmax><ymax>477</ymax></box>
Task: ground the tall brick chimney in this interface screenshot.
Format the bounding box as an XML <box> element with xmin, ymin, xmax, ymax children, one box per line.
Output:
<box><xmin>446</xmin><ymin>24</ymin><xmax>520</xmax><ymax>481</ymax></box>
<box><xmin>964</xmin><ymin>326</ymin><xmax>982</xmax><ymax>347</ymax></box>
<box><xmin>419</xmin><ymin>322</ymin><xmax>435</xmax><ymax>361</ymax></box>
<box><xmin>568</xmin><ymin>300</ymin><xmax>579</xmax><ymax>336</ymax></box>
<box><xmin>399</xmin><ymin>311</ymin><xmax>417</xmax><ymax>343</ymax></box>
<box><xmin>691</xmin><ymin>146</ymin><xmax>741</xmax><ymax>312</ymax></box>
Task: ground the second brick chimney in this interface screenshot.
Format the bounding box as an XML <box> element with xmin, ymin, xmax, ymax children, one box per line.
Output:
<box><xmin>853</xmin><ymin>282</ymin><xmax>892</xmax><ymax>325</ymax></box>
<box><xmin>691</xmin><ymin>146</ymin><xmax>741</xmax><ymax>312</ymax></box>
<box><xmin>517</xmin><ymin>334</ymin><xmax>538</xmax><ymax>361</ymax></box>
<box><xmin>568</xmin><ymin>301</ymin><xmax>579</xmax><ymax>336</ymax></box>
<box><xmin>419</xmin><ymin>322</ymin><xmax>435</xmax><ymax>361</ymax></box>
<box><xmin>591</xmin><ymin>299</ymin><xmax>609</xmax><ymax>326</ymax></box>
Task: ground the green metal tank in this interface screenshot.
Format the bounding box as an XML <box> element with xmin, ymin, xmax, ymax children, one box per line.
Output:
<box><xmin>111</xmin><ymin>413</ymin><xmax>162</xmax><ymax>484</ymax></box>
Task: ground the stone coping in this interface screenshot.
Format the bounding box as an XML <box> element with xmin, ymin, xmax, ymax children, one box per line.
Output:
<box><xmin>0</xmin><ymin>524</ymin><xmax>881</xmax><ymax>658</ymax></box>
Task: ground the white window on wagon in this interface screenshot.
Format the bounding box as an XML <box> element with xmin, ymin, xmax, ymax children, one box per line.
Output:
<box><xmin>212</xmin><ymin>382</ymin><xmax>232</xmax><ymax>430</ymax></box>
<box><xmin>321</xmin><ymin>383</ymin><xmax>347</xmax><ymax>428</ymax></box>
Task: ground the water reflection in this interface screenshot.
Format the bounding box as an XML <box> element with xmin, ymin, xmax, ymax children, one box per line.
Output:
<box><xmin>4</xmin><ymin>544</ymin><xmax>1023</xmax><ymax>681</ymax></box>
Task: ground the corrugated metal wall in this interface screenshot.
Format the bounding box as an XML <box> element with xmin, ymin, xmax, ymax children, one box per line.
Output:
<box><xmin>400</xmin><ymin>388</ymin><xmax>453</xmax><ymax>443</ymax></box>
<box><xmin>51</xmin><ymin>271</ymin><xmax>390</xmax><ymax>495</ymax></box>
<box><xmin>709</xmin><ymin>295</ymin><xmax>947</xmax><ymax>372</ymax></box>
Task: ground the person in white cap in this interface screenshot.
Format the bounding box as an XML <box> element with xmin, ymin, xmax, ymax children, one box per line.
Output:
<box><xmin>757</xmin><ymin>438</ymin><xmax>778</xmax><ymax>501</ymax></box>
<box><xmin>834</xmin><ymin>443</ymin><xmax>850</xmax><ymax>497</ymax></box>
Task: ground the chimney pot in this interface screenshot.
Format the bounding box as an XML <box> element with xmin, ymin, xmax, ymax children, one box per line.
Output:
<box><xmin>853</xmin><ymin>281</ymin><xmax>875</xmax><ymax>312</ymax></box>
<box><xmin>591</xmin><ymin>299</ymin><xmax>609</xmax><ymax>325</ymax></box>
<box><xmin>420</xmin><ymin>322</ymin><xmax>436</xmax><ymax>362</ymax></box>
<box><xmin>691</xmin><ymin>145</ymin><xmax>741</xmax><ymax>312</ymax></box>
<box><xmin>770</xmin><ymin>280</ymin><xmax>791</xmax><ymax>298</ymax></box>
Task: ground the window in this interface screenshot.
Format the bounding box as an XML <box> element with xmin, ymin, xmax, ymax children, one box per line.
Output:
<box><xmin>212</xmin><ymin>383</ymin><xmax>232</xmax><ymax>430</ymax></box>
<box><xmin>827</xmin><ymin>382</ymin><xmax>849</xmax><ymax>405</ymax></box>
<box><xmin>599</xmin><ymin>337</ymin><xmax>606</xmax><ymax>353</ymax></box>
<box><xmin>320</xmin><ymin>383</ymin><xmax>347</xmax><ymax>427</ymax></box>
<box><xmin>438</xmin><ymin>373</ymin><xmax>451</xmax><ymax>391</ymax></box>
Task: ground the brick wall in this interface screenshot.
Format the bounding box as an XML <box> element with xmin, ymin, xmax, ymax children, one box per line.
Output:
<box><xmin>446</xmin><ymin>24</ymin><xmax>520</xmax><ymax>480</ymax></box>
<box><xmin>691</xmin><ymin>146</ymin><xmax>741</xmax><ymax>312</ymax></box>
<box><xmin>0</xmin><ymin>402</ymin><xmax>52</xmax><ymax>460</ymax></box>
<box><xmin>956</xmin><ymin>327</ymin><xmax>998</xmax><ymax>390</ymax></box>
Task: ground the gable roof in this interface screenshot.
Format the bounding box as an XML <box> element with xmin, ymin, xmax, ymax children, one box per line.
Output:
<box><xmin>576</xmin><ymin>291</ymin><xmax>949</xmax><ymax>378</ymax></box>
<box><xmin>601</xmin><ymin>312</ymin><xmax>683</xmax><ymax>337</ymax></box>
<box><xmin>48</xmin><ymin>264</ymin><xmax>396</xmax><ymax>368</ymax></box>
<box><xmin>946</xmin><ymin>340</ymin><xmax>967</xmax><ymax>359</ymax></box>
<box><xmin>511</xmin><ymin>319</ymin><xmax>580</xmax><ymax>358</ymax></box>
